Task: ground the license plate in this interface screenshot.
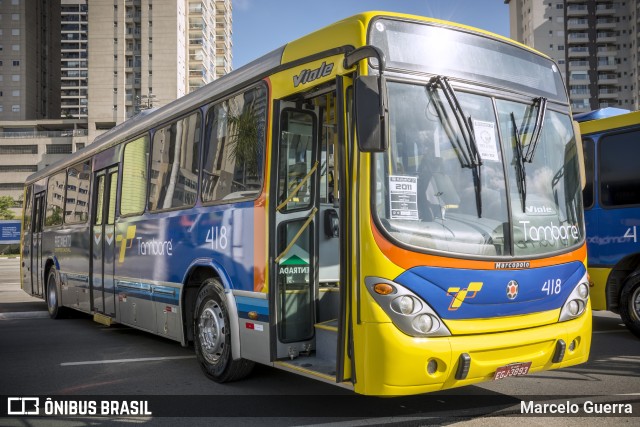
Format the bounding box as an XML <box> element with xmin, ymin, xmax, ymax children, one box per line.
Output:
<box><xmin>493</xmin><ymin>362</ymin><xmax>532</xmax><ymax>380</ymax></box>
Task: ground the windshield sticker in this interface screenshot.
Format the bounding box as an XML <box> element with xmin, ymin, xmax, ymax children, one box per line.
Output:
<box><xmin>519</xmin><ymin>220</ymin><xmax>580</xmax><ymax>244</ymax></box>
<box><xmin>389</xmin><ymin>176</ymin><xmax>419</xmax><ymax>221</ymax></box>
<box><xmin>473</xmin><ymin>120</ymin><xmax>499</xmax><ymax>162</ymax></box>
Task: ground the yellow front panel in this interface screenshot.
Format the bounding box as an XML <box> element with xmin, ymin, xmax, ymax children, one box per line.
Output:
<box><xmin>351</xmin><ymin>154</ymin><xmax>591</xmax><ymax>395</ymax></box>
<box><xmin>354</xmin><ymin>304</ymin><xmax>591</xmax><ymax>396</ymax></box>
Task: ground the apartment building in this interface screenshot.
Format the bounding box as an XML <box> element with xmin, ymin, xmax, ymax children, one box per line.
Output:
<box><xmin>60</xmin><ymin>0</ymin><xmax>89</xmax><ymax>119</ymax></box>
<box><xmin>88</xmin><ymin>0</ymin><xmax>232</xmax><ymax>139</ymax></box>
<box><xmin>506</xmin><ymin>0</ymin><xmax>638</xmax><ymax>113</ymax></box>
<box><xmin>0</xmin><ymin>0</ymin><xmax>61</xmax><ymax>121</ymax></box>
<box><xmin>0</xmin><ymin>0</ymin><xmax>232</xmax><ymax>214</ymax></box>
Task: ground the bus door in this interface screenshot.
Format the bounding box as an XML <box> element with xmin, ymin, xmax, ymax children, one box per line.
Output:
<box><xmin>31</xmin><ymin>192</ymin><xmax>45</xmax><ymax>296</ymax></box>
<box><xmin>91</xmin><ymin>166</ymin><xmax>118</xmax><ymax>316</ymax></box>
<box><xmin>272</xmin><ymin>101</ymin><xmax>320</xmax><ymax>359</ymax></box>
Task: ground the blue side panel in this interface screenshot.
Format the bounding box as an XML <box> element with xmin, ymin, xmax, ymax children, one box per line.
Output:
<box><xmin>394</xmin><ymin>262</ymin><xmax>586</xmax><ymax>319</ymax></box>
<box><xmin>236</xmin><ymin>295</ymin><xmax>269</xmax><ymax>322</ymax></box>
<box><xmin>586</xmin><ymin>206</ymin><xmax>640</xmax><ymax>267</ymax></box>
<box><xmin>114</xmin><ymin>201</ymin><xmax>257</xmax><ymax>291</ymax></box>
<box><xmin>584</xmin><ymin>131</ymin><xmax>640</xmax><ymax>267</ymax></box>
<box><xmin>115</xmin><ymin>281</ymin><xmax>180</xmax><ymax>305</ymax></box>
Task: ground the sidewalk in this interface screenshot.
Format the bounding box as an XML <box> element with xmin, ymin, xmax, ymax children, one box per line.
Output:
<box><xmin>0</xmin><ymin>259</ymin><xmax>47</xmax><ymax>313</ymax></box>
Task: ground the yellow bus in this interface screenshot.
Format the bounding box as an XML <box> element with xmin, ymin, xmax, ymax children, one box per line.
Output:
<box><xmin>21</xmin><ymin>11</ymin><xmax>590</xmax><ymax>396</ymax></box>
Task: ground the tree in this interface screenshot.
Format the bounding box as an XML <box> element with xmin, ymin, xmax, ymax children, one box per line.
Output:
<box><xmin>227</xmin><ymin>104</ymin><xmax>261</xmax><ymax>178</ymax></box>
<box><xmin>0</xmin><ymin>196</ymin><xmax>16</xmax><ymax>220</ymax></box>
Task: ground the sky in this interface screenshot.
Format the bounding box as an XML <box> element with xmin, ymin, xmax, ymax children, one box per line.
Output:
<box><xmin>231</xmin><ymin>0</ymin><xmax>510</xmax><ymax>69</ymax></box>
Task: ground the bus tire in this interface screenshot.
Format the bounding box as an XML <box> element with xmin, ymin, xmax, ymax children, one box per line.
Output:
<box><xmin>620</xmin><ymin>273</ymin><xmax>640</xmax><ymax>339</ymax></box>
<box><xmin>194</xmin><ymin>278</ymin><xmax>254</xmax><ymax>382</ymax></box>
<box><xmin>46</xmin><ymin>269</ymin><xmax>66</xmax><ymax>319</ymax></box>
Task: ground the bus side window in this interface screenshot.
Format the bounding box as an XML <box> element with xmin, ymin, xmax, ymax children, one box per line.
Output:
<box><xmin>65</xmin><ymin>160</ymin><xmax>91</xmax><ymax>224</ymax></box>
<box><xmin>121</xmin><ymin>135</ymin><xmax>149</xmax><ymax>216</ymax></box>
<box><xmin>45</xmin><ymin>171</ymin><xmax>66</xmax><ymax>227</ymax></box>
<box><xmin>148</xmin><ymin>112</ymin><xmax>201</xmax><ymax>211</ymax></box>
<box><xmin>201</xmin><ymin>84</ymin><xmax>267</xmax><ymax>203</ymax></box>
<box><xmin>599</xmin><ymin>129</ymin><xmax>640</xmax><ymax>207</ymax></box>
<box><xmin>23</xmin><ymin>185</ymin><xmax>33</xmax><ymax>233</ymax></box>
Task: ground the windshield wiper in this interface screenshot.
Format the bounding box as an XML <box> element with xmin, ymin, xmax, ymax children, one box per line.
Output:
<box><xmin>524</xmin><ymin>97</ymin><xmax>547</xmax><ymax>163</ymax></box>
<box><xmin>511</xmin><ymin>112</ymin><xmax>527</xmax><ymax>212</ymax></box>
<box><xmin>511</xmin><ymin>97</ymin><xmax>548</xmax><ymax>212</ymax></box>
<box><xmin>428</xmin><ymin>76</ymin><xmax>483</xmax><ymax>217</ymax></box>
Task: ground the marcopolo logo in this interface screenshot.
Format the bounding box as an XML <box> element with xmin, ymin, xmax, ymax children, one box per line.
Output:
<box><xmin>293</xmin><ymin>61</ymin><xmax>334</xmax><ymax>87</ymax></box>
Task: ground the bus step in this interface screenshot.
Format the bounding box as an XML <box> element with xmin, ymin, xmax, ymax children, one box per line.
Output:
<box><xmin>93</xmin><ymin>313</ymin><xmax>114</xmax><ymax>326</ymax></box>
<box><xmin>315</xmin><ymin>319</ymin><xmax>338</xmax><ymax>363</ymax></box>
<box><xmin>275</xmin><ymin>357</ymin><xmax>337</xmax><ymax>382</ymax></box>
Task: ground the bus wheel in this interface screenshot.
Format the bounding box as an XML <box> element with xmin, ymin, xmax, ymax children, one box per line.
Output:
<box><xmin>46</xmin><ymin>269</ymin><xmax>65</xmax><ymax>319</ymax></box>
<box><xmin>194</xmin><ymin>278</ymin><xmax>254</xmax><ymax>382</ymax></box>
<box><xmin>620</xmin><ymin>274</ymin><xmax>640</xmax><ymax>338</ymax></box>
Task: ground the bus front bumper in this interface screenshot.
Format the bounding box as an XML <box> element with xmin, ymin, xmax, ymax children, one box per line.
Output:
<box><xmin>355</xmin><ymin>307</ymin><xmax>592</xmax><ymax>396</ymax></box>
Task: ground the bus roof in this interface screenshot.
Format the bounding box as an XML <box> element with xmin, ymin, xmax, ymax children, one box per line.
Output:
<box><xmin>577</xmin><ymin>109</ymin><xmax>640</xmax><ymax>136</ymax></box>
<box><xmin>573</xmin><ymin>107</ymin><xmax>631</xmax><ymax>123</ymax></box>
<box><xmin>26</xmin><ymin>11</ymin><xmax>546</xmax><ymax>185</ymax></box>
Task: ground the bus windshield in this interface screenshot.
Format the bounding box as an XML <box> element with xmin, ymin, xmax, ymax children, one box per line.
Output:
<box><xmin>369</xmin><ymin>18</ymin><xmax>567</xmax><ymax>102</ymax></box>
<box><xmin>373</xmin><ymin>81</ymin><xmax>584</xmax><ymax>258</ymax></box>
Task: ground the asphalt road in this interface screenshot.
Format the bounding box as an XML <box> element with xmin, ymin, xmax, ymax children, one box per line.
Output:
<box><xmin>0</xmin><ymin>258</ymin><xmax>638</xmax><ymax>426</ymax></box>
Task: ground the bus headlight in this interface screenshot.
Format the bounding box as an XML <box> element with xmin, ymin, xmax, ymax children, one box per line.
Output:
<box><xmin>559</xmin><ymin>273</ymin><xmax>590</xmax><ymax>322</ymax></box>
<box><xmin>577</xmin><ymin>283</ymin><xmax>589</xmax><ymax>299</ymax></box>
<box><xmin>365</xmin><ymin>277</ymin><xmax>451</xmax><ymax>337</ymax></box>
<box><xmin>412</xmin><ymin>314</ymin><xmax>441</xmax><ymax>334</ymax></box>
<box><xmin>391</xmin><ymin>295</ymin><xmax>421</xmax><ymax>315</ymax></box>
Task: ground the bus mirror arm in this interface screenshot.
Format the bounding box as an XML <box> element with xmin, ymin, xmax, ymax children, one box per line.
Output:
<box><xmin>343</xmin><ymin>46</ymin><xmax>386</xmax><ymax>72</ymax></box>
<box><xmin>572</xmin><ymin>120</ymin><xmax>587</xmax><ymax>190</ymax></box>
<box><xmin>345</xmin><ymin>46</ymin><xmax>389</xmax><ymax>153</ymax></box>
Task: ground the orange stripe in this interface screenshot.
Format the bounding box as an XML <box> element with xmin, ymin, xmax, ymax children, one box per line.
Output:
<box><xmin>371</xmin><ymin>218</ymin><xmax>587</xmax><ymax>270</ymax></box>
<box><xmin>253</xmin><ymin>77</ymin><xmax>272</xmax><ymax>293</ymax></box>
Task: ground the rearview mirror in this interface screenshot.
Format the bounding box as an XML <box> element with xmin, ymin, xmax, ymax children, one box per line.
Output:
<box><xmin>354</xmin><ymin>75</ymin><xmax>388</xmax><ymax>152</ymax></box>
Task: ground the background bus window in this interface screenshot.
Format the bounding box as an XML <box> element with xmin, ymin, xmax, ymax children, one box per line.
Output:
<box><xmin>120</xmin><ymin>136</ymin><xmax>149</xmax><ymax>216</ymax></box>
<box><xmin>599</xmin><ymin>129</ymin><xmax>640</xmax><ymax>207</ymax></box>
<box><xmin>582</xmin><ymin>137</ymin><xmax>594</xmax><ymax>209</ymax></box>
<box><xmin>201</xmin><ymin>85</ymin><xmax>267</xmax><ymax>203</ymax></box>
<box><xmin>45</xmin><ymin>171</ymin><xmax>66</xmax><ymax>227</ymax></box>
<box><xmin>148</xmin><ymin>112</ymin><xmax>201</xmax><ymax>211</ymax></box>
<box><xmin>65</xmin><ymin>160</ymin><xmax>91</xmax><ymax>224</ymax></box>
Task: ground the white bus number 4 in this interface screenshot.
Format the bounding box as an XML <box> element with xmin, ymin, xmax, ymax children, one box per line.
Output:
<box><xmin>624</xmin><ymin>226</ymin><xmax>637</xmax><ymax>243</ymax></box>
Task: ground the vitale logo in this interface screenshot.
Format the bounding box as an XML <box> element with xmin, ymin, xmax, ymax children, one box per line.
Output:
<box><xmin>293</xmin><ymin>62</ymin><xmax>334</xmax><ymax>87</ymax></box>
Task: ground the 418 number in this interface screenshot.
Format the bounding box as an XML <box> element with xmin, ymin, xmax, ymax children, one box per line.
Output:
<box><xmin>206</xmin><ymin>226</ymin><xmax>228</xmax><ymax>250</ymax></box>
<box><xmin>542</xmin><ymin>278</ymin><xmax>562</xmax><ymax>295</ymax></box>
